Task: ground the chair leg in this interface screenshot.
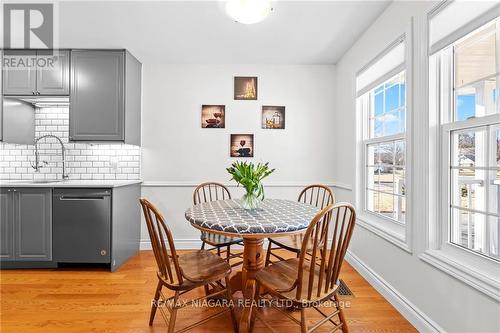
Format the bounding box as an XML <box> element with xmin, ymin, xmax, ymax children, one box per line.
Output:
<box><xmin>149</xmin><ymin>280</ymin><xmax>162</xmax><ymax>326</ymax></box>
<box><xmin>225</xmin><ymin>276</ymin><xmax>238</xmax><ymax>332</ymax></box>
<box><xmin>227</xmin><ymin>245</ymin><xmax>231</xmax><ymax>261</ymax></box>
<box><xmin>250</xmin><ymin>280</ymin><xmax>261</xmax><ymax>333</ymax></box>
<box><xmin>168</xmin><ymin>290</ymin><xmax>180</xmax><ymax>333</ymax></box>
<box><xmin>300</xmin><ymin>308</ymin><xmax>307</xmax><ymax>333</ymax></box>
<box><xmin>217</xmin><ymin>246</ymin><xmax>221</xmax><ymax>256</ymax></box>
<box><xmin>201</xmin><ymin>241</ymin><xmax>205</xmax><ymax>250</ymax></box>
<box><xmin>334</xmin><ymin>294</ymin><xmax>349</xmax><ymax>333</ymax></box>
<box><xmin>265</xmin><ymin>240</ymin><xmax>272</xmax><ymax>267</ymax></box>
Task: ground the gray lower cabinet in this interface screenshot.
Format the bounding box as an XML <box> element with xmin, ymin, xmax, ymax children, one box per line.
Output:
<box><xmin>0</xmin><ymin>189</ymin><xmax>14</xmax><ymax>260</ymax></box>
<box><xmin>69</xmin><ymin>50</ymin><xmax>141</xmax><ymax>144</ymax></box>
<box><xmin>0</xmin><ymin>188</ymin><xmax>52</xmax><ymax>261</ymax></box>
<box><xmin>2</xmin><ymin>50</ymin><xmax>69</xmax><ymax>96</ymax></box>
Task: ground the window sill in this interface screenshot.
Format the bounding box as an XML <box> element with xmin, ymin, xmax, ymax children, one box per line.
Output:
<box><xmin>357</xmin><ymin>212</ymin><xmax>411</xmax><ymax>253</ymax></box>
<box><xmin>419</xmin><ymin>249</ymin><xmax>500</xmax><ymax>301</ymax></box>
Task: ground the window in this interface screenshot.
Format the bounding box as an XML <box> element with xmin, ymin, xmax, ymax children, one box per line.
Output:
<box><xmin>361</xmin><ymin>72</ymin><xmax>407</xmax><ymax>224</ymax></box>
<box><xmin>437</xmin><ymin>19</ymin><xmax>500</xmax><ymax>261</ymax></box>
<box><xmin>355</xmin><ymin>36</ymin><xmax>410</xmax><ymax>249</ymax></box>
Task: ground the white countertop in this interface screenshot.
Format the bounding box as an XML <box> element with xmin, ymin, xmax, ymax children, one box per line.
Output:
<box><xmin>0</xmin><ymin>180</ymin><xmax>142</xmax><ymax>188</ymax></box>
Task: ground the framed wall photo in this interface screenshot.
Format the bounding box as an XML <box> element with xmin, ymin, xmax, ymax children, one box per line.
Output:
<box><xmin>201</xmin><ymin>105</ymin><xmax>225</xmax><ymax>128</ymax></box>
<box><xmin>262</xmin><ymin>106</ymin><xmax>285</xmax><ymax>129</ymax></box>
<box><xmin>230</xmin><ymin>134</ymin><xmax>254</xmax><ymax>157</ymax></box>
<box><xmin>234</xmin><ymin>76</ymin><xmax>258</xmax><ymax>100</ymax></box>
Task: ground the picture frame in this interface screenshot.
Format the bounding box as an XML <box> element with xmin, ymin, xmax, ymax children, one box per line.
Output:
<box><xmin>201</xmin><ymin>105</ymin><xmax>225</xmax><ymax>128</ymax></box>
<box><xmin>261</xmin><ymin>106</ymin><xmax>285</xmax><ymax>129</ymax></box>
<box><xmin>230</xmin><ymin>134</ymin><xmax>254</xmax><ymax>157</ymax></box>
<box><xmin>234</xmin><ymin>76</ymin><xmax>258</xmax><ymax>100</ymax></box>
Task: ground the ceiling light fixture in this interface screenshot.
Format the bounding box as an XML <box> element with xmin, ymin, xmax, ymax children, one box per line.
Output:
<box><xmin>225</xmin><ymin>0</ymin><xmax>272</xmax><ymax>25</ymax></box>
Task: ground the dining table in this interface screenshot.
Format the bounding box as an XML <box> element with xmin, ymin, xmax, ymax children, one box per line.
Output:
<box><xmin>185</xmin><ymin>198</ymin><xmax>321</xmax><ymax>333</ymax></box>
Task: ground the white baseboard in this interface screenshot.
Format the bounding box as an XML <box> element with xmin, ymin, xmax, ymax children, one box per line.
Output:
<box><xmin>345</xmin><ymin>251</ymin><xmax>445</xmax><ymax>333</ymax></box>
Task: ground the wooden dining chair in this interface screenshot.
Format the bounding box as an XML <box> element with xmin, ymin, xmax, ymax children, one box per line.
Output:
<box><xmin>139</xmin><ymin>198</ymin><xmax>237</xmax><ymax>333</ymax></box>
<box><xmin>193</xmin><ymin>182</ymin><xmax>243</xmax><ymax>267</ymax></box>
<box><xmin>254</xmin><ymin>203</ymin><xmax>356</xmax><ymax>333</ymax></box>
<box><xmin>265</xmin><ymin>184</ymin><xmax>335</xmax><ymax>266</ymax></box>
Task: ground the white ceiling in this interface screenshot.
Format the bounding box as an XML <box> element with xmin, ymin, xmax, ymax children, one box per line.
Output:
<box><xmin>58</xmin><ymin>1</ymin><xmax>390</xmax><ymax>64</ymax></box>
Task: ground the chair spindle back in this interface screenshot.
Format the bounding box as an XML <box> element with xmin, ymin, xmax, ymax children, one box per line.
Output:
<box><xmin>193</xmin><ymin>182</ymin><xmax>231</xmax><ymax>205</ymax></box>
<box><xmin>140</xmin><ymin>198</ymin><xmax>183</xmax><ymax>286</ymax></box>
<box><xmin>298</xmin><ymin>184</ymin><xmax>335</xmax><ymax>209</ymax></box>
<box><xmin>295</xmin><ymin>203</ymin><xmax>356</xmax><ymax>301</ymax></box>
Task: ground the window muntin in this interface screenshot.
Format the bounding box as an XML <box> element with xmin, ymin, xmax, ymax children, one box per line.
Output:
<box><xmin>443</xmin><ymin>19</ymin><xmax>500</xmax><ymax>261</ymax></box>
<box><xmin>362</xmin><ymin>71</ymin><xmax>406</xmax><ymax>224</ymax></box>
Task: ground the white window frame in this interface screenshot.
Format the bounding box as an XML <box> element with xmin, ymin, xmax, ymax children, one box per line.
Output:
<box><xmin>355</xmin><ymin>32</ymin><xmax>413</xmax><ymax>252</ymax></box>
<box><xmin>421</xmin><ymin>9</ymin><xmax>500</xmax><ymax>301</ymax></box>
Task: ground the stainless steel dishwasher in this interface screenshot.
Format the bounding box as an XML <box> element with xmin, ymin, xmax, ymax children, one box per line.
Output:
<box><xmin>53</xmin><ymin>188</ymin><xmax>111</xmax><ymax>264</ymax></box>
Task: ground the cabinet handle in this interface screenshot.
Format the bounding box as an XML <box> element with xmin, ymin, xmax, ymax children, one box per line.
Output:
<box><xmin>37</xmin><ymin>91</ymin><xmax>41</xmax><ymax>95</ymax></box>
<box><xmin>32</xmin><ymin>91</ymin><xmax>36</xmax><ymax>95</ymax></box>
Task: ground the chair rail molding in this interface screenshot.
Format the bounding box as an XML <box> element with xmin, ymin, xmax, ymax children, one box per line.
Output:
<box><xmin>141</xmin><ymin>181</ymin><xmax>353</xmax><ymax>191</ymax></box>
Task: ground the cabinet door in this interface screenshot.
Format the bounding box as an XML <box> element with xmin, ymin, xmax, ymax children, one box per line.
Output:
<box><xmin>70</xmin><ymin>50</ymin><xmax>124</xmax><ymax>141</ymax></box>
<box><xmin>0</xmin><ymin>189</ymin><xmax>14</xmax><ymax>261</ymax></box>
<box><xmin>14</xmin><ymin>188</ymin><xmax>52</xmax><ymax>261</ymax></box>
<box><xmin>36</xmin><ymin>50</ymin><xmax>70</xmax><ymax>95</ymax></box>
<box><xmin>2</xmin><ymin>50</ymin><xmax>37</xmax><ymax>95</ymax></box>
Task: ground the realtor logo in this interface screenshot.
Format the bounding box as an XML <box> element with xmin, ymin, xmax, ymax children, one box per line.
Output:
<box><xmin>3</xmin><ymin>3</ymin><xmax>54</xmax><ymax>49</ymax></box>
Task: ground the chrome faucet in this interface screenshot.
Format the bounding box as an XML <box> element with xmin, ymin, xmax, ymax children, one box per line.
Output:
<box><xmin>32</xmin><ymin>135</ymin><xmax>69</xmax><ymax>180</ymax></box>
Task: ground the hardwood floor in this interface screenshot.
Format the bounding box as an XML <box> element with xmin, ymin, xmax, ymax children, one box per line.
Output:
<box><xmin>1</xmin><ymin>250</ymin><xmax>417</xmax><ymax>333</ymax></box>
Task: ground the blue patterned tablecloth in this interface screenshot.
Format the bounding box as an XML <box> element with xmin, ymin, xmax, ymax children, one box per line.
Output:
<box><xmin>185</xmin><ymin>199</ymin><xmax>320</xmax><ymax>235</ymax></box>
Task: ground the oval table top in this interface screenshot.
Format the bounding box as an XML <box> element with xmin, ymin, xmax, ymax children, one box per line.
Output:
<box><xmin>185</xmin><ymin>198</ymin><xmax>321</xmax><ymax>238</ymax></box>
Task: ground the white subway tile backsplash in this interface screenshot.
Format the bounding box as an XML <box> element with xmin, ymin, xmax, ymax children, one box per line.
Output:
<box><xmin>0</xmin><ymin>107</ymin><xmax>140</xmax><ymax>181</ymax></box>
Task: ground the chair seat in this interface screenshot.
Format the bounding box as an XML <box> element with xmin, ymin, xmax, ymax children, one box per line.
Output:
<box><xmin>268</xmin><ymin>234</ymin><xmax>312</xmax><ymax>252</ymax></box>
<box><xmin>201</xmin><ymin>231</ymin><xmax>242</xmax><ymax>247</ymax></box>
<box><xmin>255</xmin><ymin>258</ymin><xmax>338</xmax><ymax>305</ymax></box>
<box><xmin>178</xmin><ymin>250</ymin><xmax>231</xmax><ymax>283</ymax></box>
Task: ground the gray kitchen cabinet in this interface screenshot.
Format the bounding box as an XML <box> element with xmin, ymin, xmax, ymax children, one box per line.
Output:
<box><xmin>2</xmin><ymin>50</ymin><xmax>37</xmax><ymax>95</ymax></box>
<box><xmin>16</xmin><ymin>188</ymin><xmax>52</xmax><ymax>261</ymax></box>
<box><xmin>0</xmin><ymin>189</ymin><xmax>14</xmax><ymax>260</ymax></box>
<box><xmin>70</xmin><ymin>50</ymin><xmax>141</xmax><ymax>144</ymax></box>
<box><xmin>0</xmin><ymin>188</ymin><xmax>52</xmax><ymax>262</ymax></box>
<box><xmin>36</xmin><ymin>50</ymin><xmax>70</xmax><ymax>95</ymax></box>
<box><xmin>2</xmin><ymin>50</ymin><xmax>69</xmax><ymax>96</ymax></box>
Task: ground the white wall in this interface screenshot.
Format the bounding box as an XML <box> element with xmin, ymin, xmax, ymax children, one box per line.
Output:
<box><xmin>140</xmin><ymin>64</ymin><xmax>336</xmax><ymax>247</ymax></box>
<box><xmin>333</xmin><ymin>1</ymin><xmax>500</xmax><ymax>332</ymax></box>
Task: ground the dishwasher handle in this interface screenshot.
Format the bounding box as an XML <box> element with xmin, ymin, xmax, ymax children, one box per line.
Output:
<box><xmin>59</xmin><ymin>196</ymin><xmax>108</xmax><ymax>201</ymax></box>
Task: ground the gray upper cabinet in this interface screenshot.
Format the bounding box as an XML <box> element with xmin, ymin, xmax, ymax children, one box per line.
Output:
<box><xmin>2</xmin><ymin>50</ymin><xmax>69</xmax><ymax>96</ymax></box>
<box><xmin>70</xmin><ymin>50</ymin><xmax>124</xmax><ymax>141</ymax></box>
<box><xmin>70</xmin><ymin>50</ymin><xmax>141</xmax><ymax>144</ymax></box>
<box><xmin>2</xmin><ymin>50</ymin><xmax>37</xmax><ymax>95</ymax></box>
<box><xmin>0</xmin><ymin>188</ymin><xmax>52</xmax><ymax>262</ymax></box>
<box><xmin>36</xmin><ymin>50</ymin><xmax>70</xmax><ymax>95</ymax></box>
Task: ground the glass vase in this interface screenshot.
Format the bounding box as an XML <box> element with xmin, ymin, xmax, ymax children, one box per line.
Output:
<box><xmin>241</xmin><ymin>192</ymin><xmax>260</xmax><ymax>210</ymax></box>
